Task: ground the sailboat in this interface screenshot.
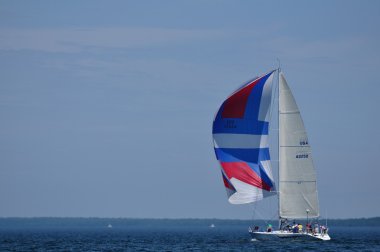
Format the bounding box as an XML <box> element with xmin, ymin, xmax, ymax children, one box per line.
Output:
<box><xmin>212</xmin><ymin>69</ymin><xmax>331</xmax><ymax>241</ymax></box>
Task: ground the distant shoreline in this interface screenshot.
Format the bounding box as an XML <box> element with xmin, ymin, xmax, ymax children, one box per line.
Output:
<box><xmin>0</xmin><ymin>217</ymin><xmax>379</xmax><ymax>229</ymax></box>
<box><xmin>0</xmin><ymin>216</ymin><xmax>379</xmax><ymax>220</ymax></box>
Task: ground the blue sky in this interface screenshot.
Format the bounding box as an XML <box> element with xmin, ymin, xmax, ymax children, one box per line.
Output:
<box><xmin>0</xmin><ymin>0</ymin><xmax>379</xmax><ymax>219</ymax></box>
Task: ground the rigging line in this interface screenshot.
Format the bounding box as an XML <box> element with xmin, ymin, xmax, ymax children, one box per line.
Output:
<box><xmin>277</xmin><ymin>66</ymin><xmax>281</xmax><ymax>228</ymax></box>
<box><xmin>251</xmin><ymin>203</ymin><xmax>257</xmax><ymax>221</ymax></box>
<box><xmin>269</xmin><ymin>211</ymin><xmax>278</xmax><ymax>223</ymax></box>
<box><xmin>254</xmin><ymin>210</ymin><xmax>271</xmax><ymax>226</ymax></box>
<box><xmin>251</xmin><ymin>199</ymin><xmax>278</xmax><ymax>226</ymax></box>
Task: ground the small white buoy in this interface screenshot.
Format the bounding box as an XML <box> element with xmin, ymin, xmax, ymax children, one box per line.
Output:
<box><xmin>107</xmin><ymin>224</ymin><xmax>113</xmax><ymax>228</ymax></box>
<box><xmin>210</xmin><ymin>224</ymin><xmax>215</xmax><ymax>228</ymax></box>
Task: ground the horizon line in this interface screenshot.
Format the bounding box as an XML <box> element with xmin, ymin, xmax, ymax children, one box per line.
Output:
<box><xmin>0</xmin><ymin>216</ymin><xmax>379</xmax><ymax>220</ymax></box>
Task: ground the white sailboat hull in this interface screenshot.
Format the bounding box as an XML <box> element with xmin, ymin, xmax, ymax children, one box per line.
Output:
<box><xmin>249</xmin><ymin>230</ymin><xmax>331</xmax><ymax>241</ymax></box>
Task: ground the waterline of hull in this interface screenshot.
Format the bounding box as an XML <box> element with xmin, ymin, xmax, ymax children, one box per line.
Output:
<box><xmin>249</xmin><ymin>230</ymin><xmax>331</xmax><ymax>241</ymax></box>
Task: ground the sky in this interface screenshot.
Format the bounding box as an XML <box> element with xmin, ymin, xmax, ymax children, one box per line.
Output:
<box><xmin>0</xmin><ymin>0</ymin><xmax>379</xmax><ymax>219</ymax></box>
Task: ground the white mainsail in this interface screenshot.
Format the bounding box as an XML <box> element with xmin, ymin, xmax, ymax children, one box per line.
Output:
<box><xmin>278</xmin><ymin>72</ymin><xmax>319</xmax><ymax>219</ymax></box>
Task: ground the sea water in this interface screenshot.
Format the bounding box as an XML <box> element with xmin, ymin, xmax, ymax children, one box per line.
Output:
<box><xmin>0</xmin><ymin>219</ymin><xmax>379</xmax><ymax>251</ymax></box>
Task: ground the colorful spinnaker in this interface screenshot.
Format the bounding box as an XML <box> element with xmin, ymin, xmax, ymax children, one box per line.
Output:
<box><xmin>212</xmin><ymin>71</ymin><xmax>276</xmax><ymax>204</ymax></box>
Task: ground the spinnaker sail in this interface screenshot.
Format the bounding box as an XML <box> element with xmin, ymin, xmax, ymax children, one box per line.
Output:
<box><xmin>212</xmin><ymin>71</ymin><xmax>276</xmax><ymax>204</ymax></box>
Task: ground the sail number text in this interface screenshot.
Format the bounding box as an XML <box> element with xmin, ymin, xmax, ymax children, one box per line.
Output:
<box><xmin>296</xmin><ymin>154</ymin><xmax>309</xmax><ymax>159</ymax></box>
<box><xmin>224</xmin><ymin>120</ymin><xmax>237</xmax><ymax>129</ymax></box>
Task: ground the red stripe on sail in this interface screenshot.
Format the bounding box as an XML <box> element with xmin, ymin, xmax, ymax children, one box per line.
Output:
<box><xmin>221</xmin><ymin>78</ymin><xmax>260</xmax><ymax>118</ymax></box>
<box><xmin>220</xmin><ymin>161</ymin><xmax>270</xmax><ymax>191</ymax></box>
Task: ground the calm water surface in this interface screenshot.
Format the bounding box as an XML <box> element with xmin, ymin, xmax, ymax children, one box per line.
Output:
<box><xmin>0</xmin><ymin>223</ymin><xmax>379</xmax><ymax>251</ymax></box>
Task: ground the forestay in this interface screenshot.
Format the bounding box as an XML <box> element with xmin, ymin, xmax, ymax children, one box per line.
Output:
<box><xmin>279</xmin><ymin>72</ymin><xmax>319</xmax><ymax>219</ymax></box>
<box><xmin>212</xmin><ymin>71</ymin><xmax>276</xmax><ymax>204</ymax></box>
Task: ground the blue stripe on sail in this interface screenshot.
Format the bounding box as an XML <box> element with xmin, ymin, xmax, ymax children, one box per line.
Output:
<box><xmin>213</xmin><ymin>119</ymin><xmax>269</xmax><ymax>135</ymax></box>
<box><xmin>212</xmin><ymin>72</ymin><xmax>272</xmax><ymax>135</ymax></box>
<box><xmin>214</xmin><ymin>148</ymin><xmax>273</xmax><ymax>188</ymax></box>
<box><xmin>214</xmin><ymin>147</ymin><xmax>270</xmax><ymax>163</ymax></box>
<box><xmin>243</xmin><ymin>73</ymin><xmax>270</xmax><ymax>120</ymax></box>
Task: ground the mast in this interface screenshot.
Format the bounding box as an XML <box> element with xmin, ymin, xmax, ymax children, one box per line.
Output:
<box><xmin>277</xmin><ymin>66</ymin><xmax>281</xmax><ymax>228</ymax></box>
